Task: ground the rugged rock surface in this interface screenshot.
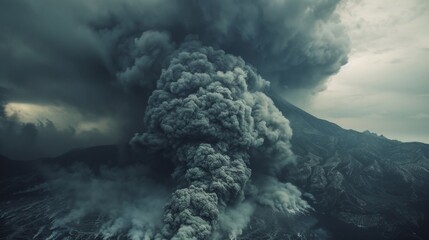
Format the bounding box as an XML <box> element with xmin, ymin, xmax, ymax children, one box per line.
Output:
<box><xmin>273</xmin><ymin>94</ymin><xmax>429</xmax><ymax>239</ymax></box>
<box><xmin>1</xmin><ymin>97</ymin><xmax>428</xmax><ymax>239</ymax></box>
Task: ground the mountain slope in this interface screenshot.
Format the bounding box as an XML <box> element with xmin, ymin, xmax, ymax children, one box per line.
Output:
<box><xmin>1</xmin><ymin>97</ymin><xmax>429</xmax><ymax>239</ymax></box>
<box><xmin>272</xmin><ymin>94</ymin><xmax>429</xmax><ymax>239</ymax></box>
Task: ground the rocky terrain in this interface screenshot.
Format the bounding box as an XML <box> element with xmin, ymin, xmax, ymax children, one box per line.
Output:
<box><xmin>1</xmin><ymin>97</ymin><xmax>428</xmax><ymax>239</ymax></box>
<box><xmin>275</xmin><ymin>94</ymin><xmax>429</xmax><ymax>239</ymax></box>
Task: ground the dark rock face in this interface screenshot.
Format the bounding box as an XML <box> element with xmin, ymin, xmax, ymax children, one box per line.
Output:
<box><xmin>272</xmin><ymin>94</ymin><xmax>429</xmax><ymax>239</ymax></box>
<box><xmin>1</xmin><ymin>97</ymin><xmax>429</xmax><ymax>239</ymax></box>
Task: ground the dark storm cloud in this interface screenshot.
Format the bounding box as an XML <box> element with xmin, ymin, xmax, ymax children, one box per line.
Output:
<box><xmin>109</xmin><ymin>0</ymin><xmax>350</xmax><ymax>90</ymax></box>
<box><xmin>0</xmin><ymin>0</ymin><xmax>349</xmax><ymax>101</ymax></box>
<box><xmin>0</xmin><ymin>0</ymin><xmax>348</xmax><ymax>158</ymax></box>
<box><xmin>117</xmin><ymin>31</ymin><xmax>176</xmax><ymax>89</ymax></box>
<box><xmin>0</xmin><ymin>1</ymin><xmax>112</xmax><ymax>107</ymax></box>
<box><xmin>0</xmin><ymin>107</ymin><xmax>111</xmax><ymax>160</ymax></box>
<box><xmin>179</xmin><ymin>0</ymin><xmax>349</xmax><ymax>90</ymax></box>
<box><xmin>0</xmin><ymin>1</ymin><xmax>145</xmax><ymax>158</ymax></box>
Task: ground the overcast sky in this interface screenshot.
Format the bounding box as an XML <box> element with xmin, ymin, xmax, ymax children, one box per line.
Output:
<box><xmin>300</xmin><ymin>0</ymin><xmax>429</xmax><ymax>143</ymax></box>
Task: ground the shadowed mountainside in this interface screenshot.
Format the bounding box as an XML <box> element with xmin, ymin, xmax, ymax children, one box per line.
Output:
<box><xmin>273</xmin><ymin>94</ymin><xmax>429</xmax><ymax>239</ymax></box>
<box><xmin>1</xmin><ymin>97</ymin><xmax>428</xmax><ymax>239</ymax></box>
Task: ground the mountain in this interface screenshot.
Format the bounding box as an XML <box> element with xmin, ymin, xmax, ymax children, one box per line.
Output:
<box><xmin>1</xmin><ymin>97</ymin><xmax>428</xmax><ymax>240</ymax></box>
<box><xmin>272</xmin><ymin>94</ymin><xmax>429</xmax><ymax>240</ymax></box>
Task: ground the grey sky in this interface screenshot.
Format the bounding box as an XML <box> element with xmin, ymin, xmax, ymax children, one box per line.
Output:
<box><xmin>299</xmin><ymin>0</ymin><xmax>429</xmax><ymax>143</ymax></box>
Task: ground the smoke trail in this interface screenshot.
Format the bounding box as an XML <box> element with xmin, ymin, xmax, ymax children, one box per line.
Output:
<box><xmin>132</xmin><ymin>41</ymin><xmax>309</xmax><ymax>239</ymax></box>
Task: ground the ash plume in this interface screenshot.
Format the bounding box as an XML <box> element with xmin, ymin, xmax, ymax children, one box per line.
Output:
<box><xmin>0</xmin><ymin>0</ymin><xmax>349</xmax><ymax>158</ymax></box>
<box><xmin>0</xmin><ymin>0</ymin><xmax>349</xmax><ymax>238</ymax></box>
<box><xmin>115</xmin><ymin>0</ymin><xmax>349</xmax><ymax>92</ymax></box>
<box><xmin>132</xmin><ymin>41</ymin><xmax>309</xmax><ymax>239</ymax></box>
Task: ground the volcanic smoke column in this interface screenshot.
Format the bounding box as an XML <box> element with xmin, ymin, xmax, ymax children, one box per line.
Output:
<box><xmin>132</xmin><ymin>42</ymin><xmax>306</xmax><ymax>239</ymax></box>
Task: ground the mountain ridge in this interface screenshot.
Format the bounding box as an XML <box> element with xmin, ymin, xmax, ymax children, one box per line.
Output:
<box><xmin>1</xmin><ymin>97</ymin><xmax>428</xmax><ymax>239</ymax></box>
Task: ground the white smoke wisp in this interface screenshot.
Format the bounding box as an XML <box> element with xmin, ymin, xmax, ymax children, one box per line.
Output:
<box><xmin>256</xmin><ymin>177</ymin><xmax>311</xmax><ymax>215</ymax></box>
<box><xmin>37</xmin><ymin>164</ymin><xmax>170</xmax><ymax>240</ymax></box>
<box><xmin>214</xmin><ymin>201</ymin><xmax>255</xmax><ymax>240</ymax></box>
<box><xmin>132</xmin><ymin>41</ymin><xmax>310</xmax><ymax>239</ymax></box>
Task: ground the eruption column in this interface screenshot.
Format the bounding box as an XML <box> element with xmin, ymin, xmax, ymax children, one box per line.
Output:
<box><xmin>133</xmin><ymin>42</ymin><xmax>308</xmax><ymax>239</ymax></box>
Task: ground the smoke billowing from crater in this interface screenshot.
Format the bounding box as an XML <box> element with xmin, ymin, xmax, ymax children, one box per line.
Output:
<box><xmin>0</xmin><ymin>0</ymin><xmax>350</xmax><ymax>238</ymax></box>
<box><xmin>132</xmin><ymin>41</ymin><xmax>309</xmax><ymax>239</ymax></box>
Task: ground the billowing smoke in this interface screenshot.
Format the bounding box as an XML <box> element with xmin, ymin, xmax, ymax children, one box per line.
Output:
<box><xmin>116</xmin><ymin>0</ymin><xmax>349</xmax><ymax>92</ymax></box>
<box><xmin>45</xmin><ymin>164</ymin><xmax>170</xmax><ymax>240</ymax></box>
<box><xmin>0</xmin><ymin>0</ymin><xmax>349</xmax><ymax>158</ymax></box>
<box><xmin>214</xmin><ymin>201</ymin><xmax>255</xmax><ymax>240</ymax></box>
<box><xmin>131</xmin><ymin>41</ymin><xmax>309</xmax><ymax>239</ymax></box>
<box><xmin>117</xmin><ymin>31</ymin><xmax>176</xmax><ymax>90</ymax></box>
<box><xmin>0</xmin><ymin>0</ymin><xmax>349</xmax><ymax>238</ymax></box>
